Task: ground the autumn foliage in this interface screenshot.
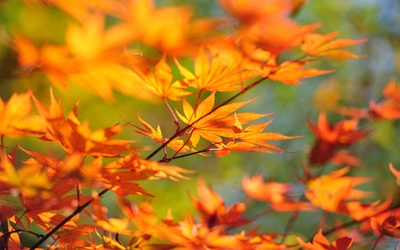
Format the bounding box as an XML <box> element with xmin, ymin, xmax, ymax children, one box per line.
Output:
<box><xmin>1</xmin><ymin>0</ymin><xmax>400</xmax><ymax>249</ymax></box>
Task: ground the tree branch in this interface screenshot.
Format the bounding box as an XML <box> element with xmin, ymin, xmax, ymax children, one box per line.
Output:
<box><xmin>29</xmin><ymin>188</ymin><xmax>110</xmax><ymax>249</ymax></box>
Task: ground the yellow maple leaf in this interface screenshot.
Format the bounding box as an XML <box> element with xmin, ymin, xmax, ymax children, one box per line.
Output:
<box><xmin>0</xmin><ymin>92</ymin><xmax>46</xmax><ymax>137</ymax></box>
<box><xmin>176</xmin><ymin>92</ymin><xmax>268</xmax><ymax>146</ymax></box>
<box><xmin>175</xmin><ymin>47</ymin><xmax>256</xmax><ymax>92</ymax></box>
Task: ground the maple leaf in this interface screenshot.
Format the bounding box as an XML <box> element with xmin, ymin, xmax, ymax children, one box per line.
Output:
<box><xmin>337</xmin><ymin>80</ymin><xmax>400</xmax><ymax>120</ymax></box>
<box><xmin>0</xmin><ymin>153</ymin><xmax>51</xmax><ymax>198</ymax></box>
<box><xmin>0</xmin><ymin>200</ymin><xmax>19</xmax><ymax>221</ymax></box>
<box><xmin>13</xmin><ymin>29</ymin><xmax>155</xmax><ymax>102</ymax></box>
<box><xmin>301</xmin><ymin>32</ymin><xmax>367</xmax><ymax>59</ymax></box>
<box><xmin>371</xmin><ymin>215</ymin><xmax>400</xmax><ymax>238</ymax></box>
<box><xmin>235</xmin><ymin>232</ymin><xmax>289</xmax><ymax>249</ymax></box>
<box><xmin>214</xmin><ymin>119</ymin><xmax>300</xmax><ymax>156</ymax></box>
<box><xmin>207</xmin><ymin>40</ymin><xmax>277</xmax><ymax>78</ymax></box>
<box><xmin>308</xmin><ymin>113</ymin><xmax>369</xmax><ymax>165</ymax></box>
<box><xmin>296</xmin><ymin>229</ymin><xmax>354</xmax><ymax>250</ymax></box>
<box><xmin>136</xmin><ymin>55</ymin><xmax>191</xmax><ymax>101</ymax></box>
<box><xmin>219</xmin><ymin>0</ymin><xmax>293</xmax><ymax>25</ymax></box>
<box><xmin>0</xmin><ymin>92</ymin><xmax>46</xmax><ymax>137</ymax></box>
<box><xmin>66</xmin><ymin>14</ymin><xmax>131</xmax><ymax>60</ymax></box>
<box><xmin>133</xmin><ymin>114</ymin><xmax>194</xmax><ymax>153</ymax></box>
<box><xmin>124</xmin><ymin>0</ymin><xmax>218</xmax><ymax>54</ymax></box>
<box><xmin>25</xmin><ymin>0</ymin><xmax>122</xmax><ymax>23</ymax></box>
<box><xmin>189</xmin><ymin>178</ymin><xmax>250</xmax><ymax>228</ymax></box>
<box><xmin>56</xmin><ymin>224</ymin><xmax>97</xmax><ymax>249</ymax></box>
<box><xmin>338</xmin><ymin>197</ymin><xmax>392</xmax><ymax>221</ymax></box>
<box><xmin>241</xmin><ymin>18</ymin><xmax>320</xmax><ymax>56</ymax></box>
<box><xmin>305</xmin><ymin>167</ymin><xmax>373</xmax><ymax>212</ymax></box>
<box><xmin>336</xmin><ymin>100</ymin><xmax>400</xmax><ymax>120</ymax></box>
<box><xmin>103</xmin><ymin>152</ymin><xmax>195</xmax><ymax>182</ymax></box>
<box><xmin>383</xmin><ymin>79</ymin><xmax>400</xmax><ymax>103</ymax></box>
<box><xmin>21</xmin><ymin>148</ymin><xmax>104</xmax><ymax>187</ymax></box>
<box><xmin>175</xmin><ymin>47</ymin><xmax>256</xmax><ymax>92</ymax></box>
<box><xmin>330</xmin><ymin>150</ymin><xmax>360</xmax><ymax>167</ymax></box>
<box><xmin>270</xmin><ymin>61</ymin><xmax>334</xmax><ymax>84</ymax></box>
<box><xmin>156</xmin><ymin>215</ymin><xmax>247</xmax><ymax>249</ymax></box>
<box><xmin>177</xmin><ymin>92</ymin><xmax>268</xmax><ymax>146</ymax></box>
<box><xmin>31</xmin><ymin>88</ymin><xmax>134</xmax><ymax>157</ymax></box>
<box><xmin>242</xmin><ymin>174</ymin><xmax>313</xmax><ymax>211</ymax></box>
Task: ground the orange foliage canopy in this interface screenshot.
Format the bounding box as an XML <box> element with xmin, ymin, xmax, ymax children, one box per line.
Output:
<box><xmin>3</xmin><ymin>0</ymin><xmax>394</xmax><ymax>249</ymax></box>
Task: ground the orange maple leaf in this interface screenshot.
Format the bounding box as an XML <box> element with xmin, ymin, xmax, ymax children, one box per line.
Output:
<box><xmin>305</xmin><ymin>167</ymin><xmax>373</xmax><ymax>212</ymax></box>
<box><xmin>270</xmin><ymin>61</ymin><xmax>334</xmax><ymax>85</ymax></box>
<box><xmin>337</xmin><ymin>80</ymin><xmax>400</xmax><ymax>120</ymax></box>
<box><xmin>338</xmin><ymin>197</ymin><xmax>392</xmax><ymax>221</ymax></box>
<box><xmin>330</xmin><ymin>150</ymin><xmax>360</xmax><ymax>167</ymax></box>
<box><xmin>297</xmin><ymin>229</ymin><xmax>354</xmax><ymax>250</ymax></box>
<box><xmin>124</xmin><ymin>0</ymin><xmax>218</xmax><ymax>55</ymax></box>
<box><xmin>242</xmin><ymin>174</ymin><xmax>313</xmax><ymax>211</ymax></box>
<box><xmin>301</xmin><ymin>32</ymin><xmax>367</xmax><ymax>59</ymax></box>
<box><xmin>219</xmin><ymin>0</ymin><xmax>293</xmax><ymax>25</ymax></box>
<box><xmin>13</xmin><ymin>26</ymin><xmax>155</xmax><ymax>102</ymax></box>
<box><xmin>190</xmin><ymin>178</ymin><xmax>250</xmax><ymax>228</ymax></box>
<box><xmin>31</xmin><ymin>88</ymin><xmax>133</xmax><ymax>157</ymax></box>
<box><xmin>383</xmin><ymin>79</ymin><xmax>400</xmax><ymax>103</ymax></box>
<box><xmin>103</xmin><ymin>152</ymin><xmax>195</xmax><ymax>182</ymax></box>
<box><xmin>336</xmin><ymin>100</ymin><xmax>400</xmax><ymax>120</ymax></box>
<box><xmin>24</xmin><ymin>0</ymin><xmax>122</xmax><ymax>23</ymax></box>
<box><xmin>308</xmin><ymin>113</ymin><xmax>368</xmax><ymax>165</ymax></box>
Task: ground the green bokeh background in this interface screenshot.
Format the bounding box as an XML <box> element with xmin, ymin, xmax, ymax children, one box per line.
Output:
<box><xmin>1</xmin><ymin>0</ymin><xmax>400</xmax><ymax>248</ymax></box>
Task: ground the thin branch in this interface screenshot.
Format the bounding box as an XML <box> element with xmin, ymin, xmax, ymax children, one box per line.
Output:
<box><xmin>323</xmin><ymin>202</ymin><xmax>400</xmax><ymax>237</ymax></box>
<box><xmin>193</xmin><ymin>90</ymin><xmax>204</xmax><ymax>114</ymax></box>
<box><xmin>280</xmin><ymin>196</ymin><xmax>307</xmax><ymax>243</ymax></box>
<box><xmin>29</xmin><ymin>188</ymin><xmax>110</xmax><ymax>249</ymax></box>
<box><xmin>7</xmin><ymin>229</ymin><xmax>44</xmax><ymax>239</ymax></box>
<box><xmin>372</xmin><ymin>234</ymin><xmax>383</xmax><ymax>250</ymax></box>
<box><xmin>281</xmin><ymin>164</ymin><xmax>329</xmax><ymax>243</ymax></box>
<box><xmin>159</xmin><ymin>148</ymin><xmax>209</xmax><ymax>162</ymax></box>
<box><xmin>169</xmin><ymin>128</ymin><xmax>195</xmax><ymax>160</ymax></box>
<box><xmin>1</xmin><ymin>135</ymin><xmax>4</xmax><ymax>154</ymax></box>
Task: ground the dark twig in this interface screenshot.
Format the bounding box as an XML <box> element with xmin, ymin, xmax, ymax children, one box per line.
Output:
<box><xmin>30</xmin><ymin>188</ymin><xmax>110</xmax><ymax>249</ymax></box>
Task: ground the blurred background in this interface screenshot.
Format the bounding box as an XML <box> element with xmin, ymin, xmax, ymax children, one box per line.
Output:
<box><xmin>1</xmin><ymin>0</ymin><xmax>400</xmax><ymax>248</ymax></box>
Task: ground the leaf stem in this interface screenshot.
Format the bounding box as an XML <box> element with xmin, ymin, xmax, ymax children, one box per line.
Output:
<box><xmin>169</xmin><ymin>128</ymin><xmax>195</xmax><ymax>160</ymax></box>
<box><xmin>193</xmin><ymin>90</ymin><xmax>204</xmax><ymax>114</ymax></box>
<box><xmin>163</xmin><ymin>98</ymin><xmax>180</xmax><ymax>132</ymax></box>
<box><xmin>281</xmin><ymin>164</ymin><xmax>329</xmax><ymax>243</ymax></box>
<box><xmin>1</xmin><ymin>135</ymin><xmax>4</xmax><ymax>154</ymax></box>
<box><xmin>372</xmin><ymin>234</ymin><xmax>383</xmax><ymax>250</ymax></box>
